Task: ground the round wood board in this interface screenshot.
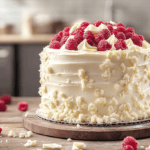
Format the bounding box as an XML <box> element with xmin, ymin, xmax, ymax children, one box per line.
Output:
<box><xmin>22</xmin><ymin>109</ymin><xmax>150</xmax><ymax>141</ymax></box>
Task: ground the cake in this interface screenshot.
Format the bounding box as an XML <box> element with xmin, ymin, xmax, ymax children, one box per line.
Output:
<box><xmin>39</xmin><ymin>20</ymin><xmax>150</xmax><ymax>124</ymax></box>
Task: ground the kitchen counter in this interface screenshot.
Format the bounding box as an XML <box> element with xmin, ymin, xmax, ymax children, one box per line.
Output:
<box><xmin>0</xmin><ymin>97</ymin><xmax>149</xmax><ymax>150</ymax></box>
<box><xmin>0</xmin><ymin>34</ymin><xmax>54</xmax><ymax>44</ymax></box>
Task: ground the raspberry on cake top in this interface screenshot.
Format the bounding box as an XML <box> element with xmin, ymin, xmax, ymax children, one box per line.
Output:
<box><xmin>39</xmin><ymin>20</ymin><xmax>150</xmax><ymax>124</ymax></box>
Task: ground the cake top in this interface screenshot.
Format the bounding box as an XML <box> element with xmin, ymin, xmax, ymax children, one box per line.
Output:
<box><xmin>49</xmin><ymin>20</ymin><xmax>150</xmax><ymax>52</ymax></box>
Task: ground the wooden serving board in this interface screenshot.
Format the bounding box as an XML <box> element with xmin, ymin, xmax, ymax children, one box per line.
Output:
<box><xmin>22</xmin><ymin>109</ymin><xmax>150</xmax><ymax>141</ymax></box>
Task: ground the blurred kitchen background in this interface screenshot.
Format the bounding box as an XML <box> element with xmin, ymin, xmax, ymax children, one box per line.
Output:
<box><xmin>0</xmin><ymin>0</ymin><xmax>150</xmax><ymax>96</ymax></box>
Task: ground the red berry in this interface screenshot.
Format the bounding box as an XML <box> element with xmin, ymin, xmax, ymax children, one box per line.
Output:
<box><xmin>58</xmin><ymin>31</ymin><xmax>63</xmax><ymax>38</ymax></box>
<box><xmin>60</xmin><ymin>36</ymin><xmax>69</xmax><ymax>45</ymax></box>
<box><xmin>116</xmin><ymin>32</ymin><xmax>126</xmax><ymax>40</ymax></box>
<box><xmin>74</xmin><ymin>34</ymin><xmax>83</xmax><ymax>45</ymax></box>
<box><xmin>116</xmin><ymin>23</ymin><xmax>125</xmax><ymax>28</ymax></box>
<box><xmin>124</xmin><ymin>145</ymin><xmax>134</xmax><ymax>150</ymax></box>
<box><xmin>117</xmin><ymin>26</ymin><xmax>126</xmax><ymax>33</ymax></box>
<box><xmin>114</xmin><ymin>39</ymin><xmax>128</xmax><ymax>50</ymax></box>
<box><xmin>112</xmin><ymin>30</ymin><xmax>118</xmax><ymax>36</ymax></box>
<box><xmin>63</xmin><ymin>27</ymin><xmax>70</xmax><ymax>33</ymax></box>
<box><xmin>100</xmin><ymin>29</ymin><xmax>111</xmax><ymax>39</ymax></box>
<box><xmin>1</xmin><ymin>95</ymin><xmax>12</xmax><ymax>104</ymax></box>
<box><xmin>125</xmin><ymin>27</ymin><xmax>135</xmax><ymax>34</ymax></box>
<box><xmin>51</xmin><ymin>34</ymin><xmax>61</xmax><ymax>42</ymax></box>
<box><xmin>17</xmin><ymin>102</ymin><xmax>28</xmax><ymax>111</ymax></box>
<box><xmin>71</xmin><ymin>27</ymin><xmax>84</xmax><ymax>35</ymax></box>
<box><xmin>0</xmin><ymin>128</ymin><xmax>2</xmax><ymax>133</ymax></box>
<box><xmin>65</xmin><ymin>39</ymin><xmax>77</xmax><ymax>50</ymax></box>
<box><xmin>122</xmin><ymin>136</ymin><xmax>138</xmax><ymax>150</ymax></box>
<box><xmin>87</xmin><ymin>39</ymin><xmax>95</xmax><ymax>46</ymax></box>
<box><xmin>104</xmin><ymin>22</ymin><xmax>112</xmax><ymax>26</ymax></box>
<box><xmin>138</xmin><ymin>35</ymin><xmax>144</xmax><ymax>41</ymax></box>
<box><xmin>94</xmin><ymin>34</ymin><xmax>105</xmax><ymax>44</ymax></box>
<box><xmin>84</xmin><ymin>31</ymin><xmax>95</xmax><ymax>40</ymax></box>
<box><xmin>0</xmin><ymin>100</ymin><xmax>7</xmax><ymax>111</ymax></box>
<box><xmin>49</xmin><ymin>41</ymin><xmax>61</xmax><ymax>49</ymax></box>
<box><xmin>107</xmin><ymin>25</ymin><xmax>114</xmax><ymax>33</ymax></box>
<box><xmin>126</xmin><ymin>32</ymin><xmax>133</xmax><ymax>39</ymax></box>
<box><xmin>80</xmin><ymin>22</ymin><xmax>90</xmax><ymax>28</ymax></box>
<box><xmin>63</xmin><ymin>31</ymin><xmax>69</xmax><ymax>36</ymax></box>
<box><xmin>131</xmin><ymin>35</ymin><xmax>142</xmax><ymax>47</ymax></box>
<box><xmin>93</xmin><ymin>21</ymin><xmax>103</xmax><ymax>27</ymax></box>
<box><xmin>97</xmin><ymin>40</ymin><xmax>112</xmax><ymax>51</ymax></box>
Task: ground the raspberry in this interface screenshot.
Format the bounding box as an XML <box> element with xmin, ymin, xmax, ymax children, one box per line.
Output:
<box><xmin>63</xmin><ymin>31</ymin><xmax>69</xmax><ymax>36</ymax></box>
<box><xmin>71</xmin><ymin>27</ymin><xmax>84</xmax><ymax>35</ymax></box>
<box><xmin>116</xmin><ymin>23</ymin><xmax>125</xmax><ymax>28</ymax></box>
<box><xmin>124</xmin><ymin>145</ymin><xmax>134</xmax><ymax>150</ymax></box>
<box><xmin>65</xmin><ymin>39</ymin><xmax>77</xmax><ymax>50</ymax></box>
<box><xmin>122</xmin><ymin>136</ymin><xmax>138</xmax><ymax>150</ymax></box>
<box><xmin>60</xmin><ymin>36</ymin><xmax>69</xmax><ymax>45</ymax></box>
<box><xmin>80</xmin><ymin>22</ymin><xmax>90</xmax><ymax>28</ymax></box>
<box><xmin>115</xmin><ymin>32</ymin><xmax>126</xmax><ymax>40</ymax></box>
<box><xmin>0</xmin><ymin>100</ymin><xmax>7</xmax><ymax>111</ymax></box>
<box><xmin>51</xmin><ymin>34</ymin><xmax>61</xmax><ymax>42</ymax></box>
<box><xmin>114</xmin><ymin>39</ymin><xmax>128</xmax><ymax>50</ymax></box>
<box><xmin>1</xmin><ymin>95</ymin><xmax>12</xmax><ymax>104</ymax></box>
<box><xmin>74</xmin><ymin>34</ymin><xmax>83</xmax><ymax>45</ymax></box>
<box><xmin>104</xmin><ymin>22</ymin><xmax>112</xmax><ymax>26</ymax></box>
<box><xmin>17</xmin><ymin>102</ymin><xmax>28</xmax><ymax>111</ymax></box>
<box><xmin>131</xmin><ymin>35</ymin><xmax>142</xmax><ymax>47</ymax></box>
<box><xmin>49</xmin><ymin>41</ymin><xmax>61</xmax><ymax>49</ymax></box>
<box><xmin>58</xmin><ymin>31</ymin><xmax>63</xmax><ymax>38</ymax></box>
<box><xmin>0</xmin><ymin>128</ymin><xmax>2</xmax><ymax>133</ymax></box>
<box><xmin>112</xmin><ymin>30</ymin><xmax>118</xmax><ymax>36</ymax></box>
<box><xmin>63</xmin><ymin>27</ymin><xmax>70</xmax><ymax>33</ymax></box>
<box><xmin>87</xmin><ymin>39</ymin><xmax>95</xmax><ymax>46</ymax></box>
<box><xmin>138</xmin><ymin>35</ymin><xmax>144</xmax><ymax>41</ymax></box>
<box><xmin>83</xmin><ymin>31</ymin><xmax>95</xmax><ymax>40</ymax></box>
<box><xmin>93</xmin><ymin>21</ymin><xmax>103</xmax><ymax>27</ymax></box>
<box><xmin>107</xmin><ymin>25</ymin><xmax>114</xmax><ymax>33</ymax></box>
<box><xmin>125</xmin><ymin>27</ymin><xmax>135</xmax><ymax>34</ymax></box>
<box><xmin>97</xmin><ymin>40</ymin><xmax>112</xmax><ymax>51</ymax></box>
<box><xmin>117</xmin><ymin>26</ymin><xmax>126</xmax><ymax>33</ymax></box>
<box><xmin>100</xmin><ymin>29</ymin><xmax>111</xmax><ymax>39</ymax></box>
<box><xmin>126</xmin><ymin>32</ymin><xmax>133</xmax><ymax>39</ymax></box>
<box><xmin>94</xmin><ymin>34</ymin><xmax>105</xmax><ymax>44</ymax></box>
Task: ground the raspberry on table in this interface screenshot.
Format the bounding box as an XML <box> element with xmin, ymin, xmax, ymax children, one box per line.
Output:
<box><xmin>126</xmin><ymin>32</ymin><xmax>133</xmax><ymax>39</ymax></box>
<box><xmin>116</xmin><ymin>23</ymin><xmax>125</xmax><ymax>28</ymax></box>
<box><xmin>124</xmin><ymin>145</ymin><xmax>134</xmax><ymax>150</ymax></box>
<box><xmin>0</xmin><ymin>100</ymin><xmax>7</xmax><ymax>111</ymax></box>
<box><xmin>122</xmin><ymin>136</ymin><xmax>138</xmax><ymax>150</ymax></box>
<box><xmin>100</xmin><ymin>29</ymin><xmax>111</xmax><ymax>39</ymax></box>
<box><xmin>116</xmin><ymin>32</ymin><xmax>126</xmax><ymax>40</ymax></box>
<box><xmin>83</xmin><ymin>31</ymin><xmax>95</xmax><ymax>40</ymax></box>
<box><xmin>17</xmin><ymin>102</ymin><xmax>28</xmax><ymax>111</ymax></box>
<box><xmin>51</xmin><ymin>34</ymin><xmax>61</xmax><ymax>42</ymax></box>
<box><xmin>114</xmin><ymin>39</ymin><xmax>128</xmax><ymax>50</ymax></box>
<box><xmin>97</xmin><ymin>40</ymin><xmax>112</xmax><ymax>51</ymax></box>
<box><xmin>63</xmin><ymin>27</ymin><xmax>70</xmax><ymax>33</ymax></box>
<box><xmin>0</xmin><ymin>128</ymin><xmax>2</xmax><ymax>133</ymax></box>
<box><xmin>94</xmin><ymin>34</ymin><xmax>105</xmax><ymax>44</ymax></box>
<box><xmin>117</xmin><ymin>26</ymin><xmax>126</xmax><ymax>33</ymax></box>
<box><xmin>49</xmin><ymin>41</ymin><xmax>61</xmax><ymax>49</ymax></box>
<box><xmin>131</xmin><ymin>35</ymin><xmax>142</xmax><ymax>47</ymax></box>
<box><xmin>93</xmin><ymin>21</ymin><xmax>103</xmax><ymax>27</ymax></box>
<box><xmin>65</xmin><ymin>39</ymin><xmax>78</xmax><ymax>50</ymax></box>
<box><xmin>1</xmin><ymin>94</ymin><xmax>12</xmax><ymax>104</ymax></box>
<box><xmin>125</xmin><ymin>27</ymin><xmax>135</xmax><ymax>34</ymax></box>
<box><xmin>60</xmin><ymin>36</ymin><xmax>69</xmax><ymax>45</ymax></box>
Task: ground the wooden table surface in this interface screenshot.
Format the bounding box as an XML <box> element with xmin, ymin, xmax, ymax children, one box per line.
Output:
<box><xmin>0</xmin><ymin>97</ymin><xmax>149</xmax><ymax>150</ymax></box>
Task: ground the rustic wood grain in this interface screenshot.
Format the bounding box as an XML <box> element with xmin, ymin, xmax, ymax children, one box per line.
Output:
<box><xmin>0</xmin><ymin>97</ymin><xmax>149</xmax><ymax>150</ymax></box>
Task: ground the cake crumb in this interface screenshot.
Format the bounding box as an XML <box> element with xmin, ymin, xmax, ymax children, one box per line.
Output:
<box><xmin>6</xmin><ymin>140</ymin><xmax>8</xmax><ymax>142</ymax></box>
<box><xmin>8</xmin><ymin>130</ymin><xmax>16</xmax><ymax>138</ymax></box>
<box><xmin>25</xmin><ymin>112</ymin><xmax>29</xmax><ymax>117</ymax></box>
<box><xmin>76</xmin><ymin>124</ymin><xmax>81</xmax><ymax>128</ymax></box>
<box><xmin>140</xmin><ymin>146</ymin><xmax>144</xmax><ymax>148</ymax></box>
<box><xmin>43</xmin><ymin>143</ymin><xmax>62</xmax><ymax>149</ymax></box>
<box><xmin>67</xmin><ymin>138</ymin><xmax>72</xmax><ymax>142</ymax></box>
<box><xmin>72</xmin><ymin>142</ymin><xmax>86</xmax><ymax>150</ymax></box>
<box><xmin>25</xmin><ymin>131</ymin><xmax>33</xmax><ymax>138</ymax></box>
<box><xmin>19</xmin><ymin>132</ymin><xmax>26</xmax><ymax>138</ymax></box>
<box><xmin>24</xmin><ymin>140</ymin><xmax>36</xmax><ymax>147</ymax></box>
